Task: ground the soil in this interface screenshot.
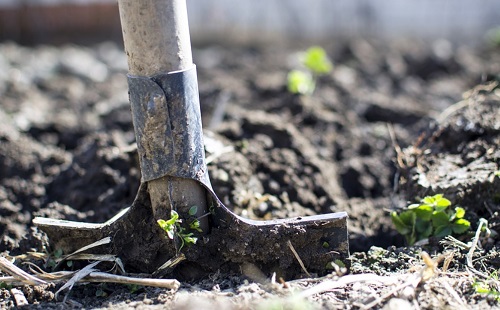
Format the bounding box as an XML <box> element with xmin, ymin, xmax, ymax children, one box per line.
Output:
<box><xmin>0</xmin><ymin>38</ymin><xmax>499</xmax><ymax>309</ymax></box>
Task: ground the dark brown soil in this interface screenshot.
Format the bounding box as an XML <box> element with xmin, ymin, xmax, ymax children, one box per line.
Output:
<box><xmin>0</xmin><ymin>39</ymin><xmax>499</xmax><ymax>309</ymax></box>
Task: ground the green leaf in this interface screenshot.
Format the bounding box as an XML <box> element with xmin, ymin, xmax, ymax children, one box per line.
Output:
<box><xmin>0</xmin><ymin>282</ymin><xmax>12</xmax><ymax>290</ymax></box>
<box><xmin>157</xmin><ymin>219</ymin><xmax>176</xmax><ymax>240</ymax></box>
<box><xmin>435</xmin><ymin>197</ymin><xmax>451</xmax><ymax>208</ymax></box>
<box><xmin>169</xmin><ymin>210</ymin><xmax>179</xmax><ymax>223</ymax></box>
<box><xmin>434</xmin><ymin>225</ymin><xmax>452</xmax><ymax>238</ymax></box>
<box><xmin>415</xmin><ymin>219</ymin><xmax>433</xmax><ymax>238</ymax></box>
<box><xmin>452</xmin><ymin>219</ymin><xmax>471</xmax><ymax>234</ymax></box>
<box><xmin>399</xmin><ymin>210</ymin><xmax>417</xmax><ymax>226</ymax></box>
<box><xmin>431</xmin><ymin>211</ymin><xmax>450</xmax><ymax>227</ymax></box>
<box><xmin>287</xmin><ymin>70</ymin><xmax>315</xmax><ymax>95</ymax></box>
<box><xmin>189</xmin><ymin>219</ymin><xmax>203</xmax><ymax>232</ymax></box>
<box><xmin>414</xmin><ymin>205</ymin><xmax>433</xmax><ymax>220</ymax></box>
<box><xmin>157</xmin><ymin>219</ymin><xmax>167</xmax><ymax>230</ymax></box>
<box><xmin>408</xmin><ymin>203</ymin><xmax>421</xmax><ymax>209</ymax></box>
<box><xmin>54</xmin><ymin>248</ymin><xmax>63</xmax><ymax>258</ymax></box>
<box><xmin>391</xmin><ymin>211</ymin><xmax>411</xmax><ymax>235</ymax></box>
<box><xmin>455</xmin><ymin>207</ymin><xmax>466</xmax><ymax>219</ymax></box>
<box><xmin>95</xmin><ymin>288</ymin><xmax>107</xmax><ymax>297</ymax></box>
<box><xmin>302</xmin><ymin>46</ymin><xmax>333</xmax><ymax>75</ymax></box>
<box><xmin>188</xmin><ymin>206</ymin><xmax>198</xmax><ymax>216</ymax></box>
<box><xmin>407</xmin><ymin>235</ymin><xmax>416</xmax><ymax>246</ymax></box>
<box><xmin>183</xmin><ymin>235</ymin><xmax>198</xmax><ymax>245</ymax></box>
<box><xmin>334</xmin><ymin>259</ymin><xmax>346</xmax><ymax>268</ymax></box>
<box><xmin>422</xmin><ymin>195</ymin><xmax>437</xmax><ymax>205</ymax></box>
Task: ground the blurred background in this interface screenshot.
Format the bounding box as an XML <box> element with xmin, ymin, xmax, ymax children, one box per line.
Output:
<box><xmin>0</xmin><ymin>0</ymin><xmax>499</xmax><ymax>45</ymax></box>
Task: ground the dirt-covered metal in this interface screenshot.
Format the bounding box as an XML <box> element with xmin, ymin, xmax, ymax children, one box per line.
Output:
<box><xmin>128</xmin><ymin>67</ymin><xmax>209</xmax><ymax>184</ymax></box>
<box><xmin>34</xmin><ymin>183</ymin><xmax>348</xmax><ymax>279</ymax></box>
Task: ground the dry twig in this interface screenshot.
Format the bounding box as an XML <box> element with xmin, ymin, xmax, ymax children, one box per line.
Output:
<box><xmin>287</xmin><ymin>240</ymin><xmax>311</xmax><ymax>277</ymax></box>
<box><xmin>467</xmin><ymin>218</ymin><xmax>489</xmax><ymax>269</ymax></box>
<box><xmin>0</xmin><ymin>256</ymin><xmax>46</xmax><ymax>286</ymax></box>
<box><xmin>55</xmin><ymin>261</ymin><xmax>100</xmax><ymax>301</ymax></box>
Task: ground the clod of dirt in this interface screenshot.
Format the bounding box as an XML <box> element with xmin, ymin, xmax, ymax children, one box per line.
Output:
<box><xmin>398</xmin><ymin>83</ymin><xmax>500</xmax><ymax>236</ymax></box>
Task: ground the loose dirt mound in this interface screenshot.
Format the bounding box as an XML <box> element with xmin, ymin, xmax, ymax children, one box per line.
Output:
<box><xmin>0</xmin><ymin>39</ymin><xmax>499</xmax><ymax>309</ymax></box>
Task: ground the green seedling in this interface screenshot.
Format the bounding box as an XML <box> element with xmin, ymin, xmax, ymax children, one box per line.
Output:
<box><xmin>391</xmin><ymin>194</ymin><xmax>471</xmax><ymax>245</ymax></box>
<box><xmin>287</xmin><ymin>70</ymin><xmax>315</xmax><ymax>95</ymax></box>
<box><xmin>158</xmin><ymin>209</ymin><xmax>199</xmax><ymax>252</ymax></box>
<box><xmin>46</xmin><ymin>248</ymin><xmax>64</xmax><ymax>269</ymax></box>
<box><xmin>95</xmin><ymin>288</ymin><xmax>108</xmax><ymax>298</ymax></box>
<box><xmin>302</xmin><ymin>46</ymin><xmax>333</xmax><ymax>75</ymax></box>
<box><xmin>0</xmin><ymin>282</ymin><xmax>12</xmax><ymax>290</ymax></box>
<box><xmin>95</xmin><ymin>283</ymin><xmax>109</xmax><ymax>297</ymax></box>
<box><xmin>187</xmin><ymin>206</ymin><xmax>202</xmax><ymax>232</ymax></box>
<box><xmin>287</xmin><ymin>46</ymin><xmax>332</xmax><ymax>95</ymax></box>
<box><xmin>127</xmin><ymin>284</ymin><xmax>143</xmax><ymax>294</ymax></box>
<box><xmin>473</xmin><ymin>271</ymin><xmax>500</xmax><ymax>301</ymax></box>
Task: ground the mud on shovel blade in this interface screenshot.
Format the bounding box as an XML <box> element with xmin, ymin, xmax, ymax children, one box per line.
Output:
<box><xmin>33</xmin><ymin>0</ymin><xmax>349</xmax><ymax>279</ymax></box>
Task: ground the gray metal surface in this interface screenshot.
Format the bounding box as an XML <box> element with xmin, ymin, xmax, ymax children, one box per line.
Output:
<box><xmin>128</xmin><ymin>66</ymin><xmax>209</xmax><ymax>184</ymax></box>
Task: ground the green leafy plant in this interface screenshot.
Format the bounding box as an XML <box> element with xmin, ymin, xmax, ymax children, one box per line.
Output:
<box><xmin>391</xmin><ymin>194</ymin><xmax>471</xmax><ymax>245</ymax></box>
<box><xmin>302</xmin><ymin>46</ymin><xmax>333</xmax><ymax>75</ymax></box>
<box><xmin>0</xmin><ymin>282</ymin><xmax>12</xmax><ymax>290</ymax></box>
<box><xmin>157</xmin><ymin>208</ymin><xmax>200</xmax><ymax>251</ymax></box>
<box><xmin>46</xmin><ymin>248</ymin><xmax>63</xmax><ymax>269</ymax></box>
<box><xmin>127</xmin><ymin>284</ymin><xmax>143</xmax><ymax>294</ymax></box>
<box><xmin>95</xmin><ymin>284</ymin><xmax>109</xmax><ymax>297</ymax></box>
<box><xmin>473</xmin><ymin>271</ymin><xmax>500</xmax><ymax>301</ymax></box>
<box><xmin>287</xmin><ymin>46</ymin><xmax>332</xmax><ymax>95</ymax></box>
<box><xmin>287</xmin><ymin>70</ymin><xmax>315</xmax><ymax>95</ymax></box>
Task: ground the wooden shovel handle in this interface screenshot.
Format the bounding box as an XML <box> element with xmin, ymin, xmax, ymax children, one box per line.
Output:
<box><xmin>117</xmin><ymin>0</ymin><xmax>193</xmax><ymax>75</ymax></box>
<box><xmin>117</xmin><ymin>0</ymin><xmax>208</xmax><ymax>231</ymax></box>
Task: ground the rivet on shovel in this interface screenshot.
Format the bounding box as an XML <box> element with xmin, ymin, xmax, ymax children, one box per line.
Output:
<box><xmin>33</xmin><ymin>0</ymin><xmax>349</xmax><ymax>279</ymax></box>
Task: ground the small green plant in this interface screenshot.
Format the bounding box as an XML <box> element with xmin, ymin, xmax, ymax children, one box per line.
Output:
<box><xmin>302</xmin><ymin>46</ymin><xmax>333</xmax><ymax>75</ymax></box>
<box><xmin>95</xmin><ymin>284</ymin><xmax>109</xmax><ymax>297</ymax></box>
<box><xmin>46</xmin><ymin>248</ymin><xmax>64</xmax><ymax>269</ymax></box>
<box><xmin>126</xmin><ymin>284</ymin><xmax>143</xmax><ymax>294</ymax></box>
<box><xmin>287</xmin><ymin>70</ymin><xmax>315</xmax><ymax>95</ymax></box>
<box><xmin>391</xmin><ymin>194</ymin><xmax>471</xmax><ymax>245</ymax></box>
<box><xmin>0</xmin><ymin>282</ymin><xmax>12</xmax><ymax>290</ymax></box>
<box><xmin>473</xmin><ymin>271</ymin><xmax>500</xmax><ymax>301</ymax></box>
<box><xmin>157</xmin><ymin>208</ymin><xmax>200</xmax><ymax>251</ymax></box>
<box><xmin>287</xmin><ymin>46</ymin><xmax>332</xmax><ymax>95</ymax></box>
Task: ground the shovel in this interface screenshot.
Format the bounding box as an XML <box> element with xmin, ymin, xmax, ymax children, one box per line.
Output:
<box><xmin>33</xmin><ymin>0</ymin><xmax>348</xmax><ymax>279</ymax></box>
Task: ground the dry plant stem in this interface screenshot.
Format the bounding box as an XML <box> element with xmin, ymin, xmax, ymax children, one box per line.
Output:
<box><xmin>80</xmin><ymin>272</ymin><xmax>180</xmax><ymax>290</ymax></box>
<box><xmin>117</xmin><ymin>0</ymin><xmax>208</xmax><ymax>231</ymax></box>
<box><xmin>55</xmin><ymin>237</ymin><xmax>112</xmax><ymax>269</ymax></box>
<box><xmin>287</xmin><ymin>240</ymin><xmax>311</xmax><ymax>277</ymax></box>
<box><xmin>467</xmin><ymin>218</ymin><xmax>488</xmax><ymax>268</ymax></box>
<box><xmin>0</xmin><ymin>257</ymin><xmax>46</xmax><ymax>286</ymax></box>
<box><xmin>297</xmin><ymin>273</ymin><xmax>402</xmax><ymax>299</ymax></box>
<box><xmin>1</xmin><ymin>270</ymin><xmax>180</xmax><ymax>291</ymax></box>
<box><xmin>56</xmin><ymin>261</ymin><xmax>100</xmax><ymax>301</ymax></box>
